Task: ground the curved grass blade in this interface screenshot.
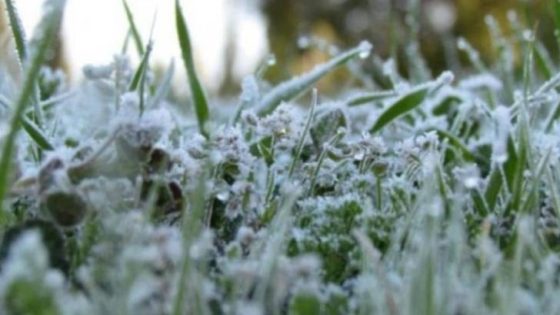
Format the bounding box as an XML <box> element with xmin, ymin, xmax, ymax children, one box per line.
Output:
<box><xmin>345</xmin><ymin>90</ymin><xmax>397</xmax><ymax>107</ymax></box>
<box><xmin>0</xmin><ymin>0</ymin><xmax>65</xmax><ymax>223</ymax></box>
<box><xmin>369</xmin><ymin>86</ymin><xmax>429</xmax><ymax>134</ymax></box>
<box><xmin>122</xmin><ymin>0</ymin><xmax>144</xmax><ymax>56</ymax></box>
<box><xmin>430</xmin><ymin>128</ymin><xmax>476</xmax><ymax>162</ymax></box>
<box><xmin>0</xmin><ymin>94</ymin><xmax>53</xmax><ymax>150</ymax></box>
<box><xmin>21</xmin><ymin>116</ymin><xmax>53</xmax><ymax>150</ymax></box>
<box><xmin>255</xmin><ymin>41</ymin><xmax>373</xmax><ymax>116</ymax></box>
<box><xmin>176</xmin><ymin>0</ymin><xmax>210</xmax><ymax>137</ymax></box>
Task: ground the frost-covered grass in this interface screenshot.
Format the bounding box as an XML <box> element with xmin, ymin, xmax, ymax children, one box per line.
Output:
<box><xmin>2</xmin><ymin>0</ymin><xmax>560</xmax><ymax>314</ymax></box>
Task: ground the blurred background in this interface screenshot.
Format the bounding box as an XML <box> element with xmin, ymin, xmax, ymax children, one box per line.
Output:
<box><xmin>8</xmin><ymin>0</ymin><xmax>558</xmax><ymax>97</ymax></box>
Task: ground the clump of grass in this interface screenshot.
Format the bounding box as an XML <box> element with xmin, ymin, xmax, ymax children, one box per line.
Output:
<box><xmin>1</xmin><ymin>1</ymin><xmax>560</xmax><ymax>315</ymax></box>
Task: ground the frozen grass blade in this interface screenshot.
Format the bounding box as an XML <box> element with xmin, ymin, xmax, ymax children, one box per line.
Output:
<box><xmin>255</xmin><ymin>41</ymin><xmax>373</xmax><ymax>116</ymax></box>
<box><xmin>20</xmin><ymin>117</ymin><xmax>53</xmax><ymax>150</ymax></box>
<box><xmin>288</xmin><ymin>89</ymin><xmax>317</xmax><ymax>178</ymax></box>
<box><xmin>172</xmin><ymin>166</ymin><xmax>208</xmax><ymax>315</ymax></box>
<box><xmin>431</xmin><ymin>128</ymin><xmax>476</xmax><ymax>162</ymax></box>
<box><xmin>128</xmin><ymin>42</ymin><xmax>153</xmax><ymax>91</ymax></box>
<box><xmin>4</xmin><ymin>0</ymin><xmax>27</xmax><ymax>64</ymax></box>
<box><xmin>345</xmin><ymin>90</ymin><xmax>397</xmax><ymax>107</ymax></box>
<box><xmin>128</xmin><ymin>41</ymin><xmax>153</xmax><ymax>116</ymax></box>
<box><xmin>4</xmin><ymin>0</ymin><xmax>44</xmax><ymax>131</ymax></box>
<box><xmin>122</xmin><ymin>0</ymin><xmax>144</xmax><ymax>56</ymax></box>
<box><xmin>369</xmin><ymin>86</ymin><xmax>429</xmax><ymax>134</ymax></box>
<box><xmin>369</xmin><ymin>72</ymin><xmax>453</xmax><ymax>134</ymax></box>
<box><xmin>150</xmin><ymin>59</ymin><xmax>175</xmax><ymax>108</ymax></box>
<box><xmin>176</xmin><ymin>0</ymin><xmax>210</xmax><ymax>137</ymax></box>
<box><xmin>0</xmin><ymin>0</ymin><xmax>65</xmax><ymax>225</ymax></box>
<box><xmin>0</xmin><ymin>95</ymin><xmax>53</xmax><ymax>150</ymax></box>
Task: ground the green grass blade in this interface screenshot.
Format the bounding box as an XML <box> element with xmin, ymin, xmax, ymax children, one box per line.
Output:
<box><xmin>128</xmin><ymin>41</ymin><xmax>153</xmax><ymax>116</ymax></box>
<box><xmin>0</xmin><ymin>94</ymin><xmax>54</xmax><ymax>150</ymax></box>
<box><xmin>5</xmin><ymin>0</ymin><xmax>44</xmax><ymax>131</ymax></box>
<box><xmin>484</xmin><ymin>136</ymin><xmax>517</xmax><ymax>211</ymax></box>
<box><xmin>369</xmin><ymin>86</ymin><xmax>429</xmax><ymax>134</ymax></box>
<box><xmin>255</xmin><ymin>41</ymin><xmax>373</xmax><ymax>116</ymax></box>
<box><xmin>176</xmin><ymin>0</ymin><xmax>210</xmax><ymax>137</ymax></box>
<box><xmin>128</xmin><ymin>43</ymin><xmax>152</xmax><ymax>91</ymax></box>
<box><xmin>0</xmin><ymin>0</ymin><xmax>65</xmax><ymax>223</ymax></box>
<box><xmin>534</xmin><ymin>42</ymin><xmax>554</xmax><ymax>80</ymax></box>
<box><xmin>288</xmin><ymin>89</ymin><xmax>317</xmax><ymax>178</ymax></box>
<box><xmin>431</xmin><ymin>128</ymin><xmax>476</xmax><ymax>162</ymax></box>
<box><xmin>21</xmin><ymin>116</ymin><xmax>53</xmax><ymax>150</ymax></box>
<box><xmin>122</xmin><ymin>0</ymin><xmax>144</xmax><ymax>56</ymax></box>
<box><xmin>345</xmin><ymin>90</ymin><xmax>397</xmax><ymax>107</ymax></box>
<box><xmin>4</xmin><ymin>0</ymin><xmax>27</xmax><ymax>64</ymax></box>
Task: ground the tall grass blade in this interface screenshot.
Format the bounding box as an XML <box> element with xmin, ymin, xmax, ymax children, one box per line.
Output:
<box><xmin>4</xmin><ymin>0</ymin><xmax>44</xmax><ymax>131</ymax></box>
<box><xmin>128</xmin><ymin>42</ymin><xmax>153</xmax><ymax>91</ymax></box>
<box><xmin>288</xmin><ymin>89</ymin><xmax>317</xmax><ymax>178</ymax></box>
<box><xmin>4</xmin><ymin>0</ymin><xmax>27</xmax><ymax>64</ymax></box>
<box><xmin>0</xmin><ymin>0</ymin><xmax>65</xmax><ymax>223</ymax></box>
<box><xmin>122</xmin><ymin>0</ymin><xmax>144</xmax><ymax>56</ymax></box>
<box><xmin>128</xmin><ymin>41</ymin><xmax>153</xmax><ymax>116</ymax></box>
<box><xmin>176</xmin><ymin>0</ymin><xmax>210</xmax><ymax>137</ymax></box>
<box><xmin>255</xmin><ymin>41</ymin><xmax>373</xmax><ymax>116</ymax></box>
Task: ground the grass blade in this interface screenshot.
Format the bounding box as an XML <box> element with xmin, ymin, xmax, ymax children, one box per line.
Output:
<box><xmin>4</xmin><ymin>0</ymin><xmax>27</xmax><ymax>64</ymax></box>
<box><xmin>0</xmin><ymin>0</ymin><xmax>65</xmax><ymax>224</ymax></box>
<box><xmin>369</xmin><ymin>86</ymin><xmax>429</xmax><ymax>134</ymax></box>
<box><xmin>150</xmin><ymin>59</ymin><xmax>175</xmax><ymax>108</ymax></box>
<box><xmin>5</xmin><ymin>0</ymin><xmax>44</xmax><ymax>131</ymax></box>
<box><xmin>128</xmin><ymin>41</ymin><xmax>153</xmax><ymax>116</ymax></box>
<box><xmin>122</xmin><ymin>0</ymin><xmax>144</xmax><ymax>56</ymax></box>
<box><xmin>431</xmin><ymin>128</ymin><xmax>476</xmax><ymax>162</ymax></box>
<box><xmin>255</xmin><ymin>41</ymin><xmax>373</xmax><ymax>116</ymax></box>
<box><xmin>21</xmin><ymin>116</ymin><xmax>53</xmax><ymax>150</ymax></box>
<box><xmin>0</xmin><ymin>94</ymin><xmax>54</xmax><ymax>150</ymax></box>
<box><xmin>176</xmin><ymin>0</ymin><xmax>210</xmax><ymax>137</ymax></box>
<box><xmin>345</xmin><ymin>90</ymin><xmax>397</xmax><ymax>107</ymax></box>
<box><xmin>288</xmin><ymin>89</ymin><xmax>317</xmax><ymax>178</ymax></box>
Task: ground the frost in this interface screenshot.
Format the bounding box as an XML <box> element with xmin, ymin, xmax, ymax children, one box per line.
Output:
<box><xmin>240</xmin><ymin>75</ymin><xmax>260</xmax><ymax>103</ymax></box>
<box><xmin>491</xmin><ymin>105</ymin><xmax>511</xmax><ymax>164</ymax></box>
<box><xmin>453</xmin><ymin>164</ymin><xmax>481</xmax><ymax>189</ymax></box>
<box><xmin>459</xmin><ymin>74</ymin><xmax>503</xmax><ymax>91</ymax></box>
<box><xmin>83</xmin><ymin>63</ymin><xmax>114</xmax><ymax>80</ymax></box>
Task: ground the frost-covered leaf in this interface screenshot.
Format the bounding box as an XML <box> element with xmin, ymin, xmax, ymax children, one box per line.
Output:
<box><xmin>255</xmin><ymin>41</ymin><xmax>373</xmax><ymax>116</ymax></box>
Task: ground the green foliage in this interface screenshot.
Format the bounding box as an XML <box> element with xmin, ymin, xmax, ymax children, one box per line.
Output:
<box><xmin>0</xmin><ymin>0</ymin><xmax>65</xmax><ymax>225</ymax></box>
<box><xmin>1</xmin><ymin>2</ymin><xmax>560</xmax><ymax>315</ymax></box>
<box><xmin>175</xmin><ymin>0</ymin><xmax>210</xmax><ymax>137</ymax></box>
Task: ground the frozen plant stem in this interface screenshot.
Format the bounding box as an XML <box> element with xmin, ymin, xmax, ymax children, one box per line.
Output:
<box><xmin>288</xmin><ymin>89</ymin><xmax>317</xmax><ymax>178</ymax></box>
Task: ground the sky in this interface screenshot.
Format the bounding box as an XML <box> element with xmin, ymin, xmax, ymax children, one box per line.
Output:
<box><xmin>16</xmin><ymin>0</ymin><xmax>268</xmax><ymax>91</ymax></box>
